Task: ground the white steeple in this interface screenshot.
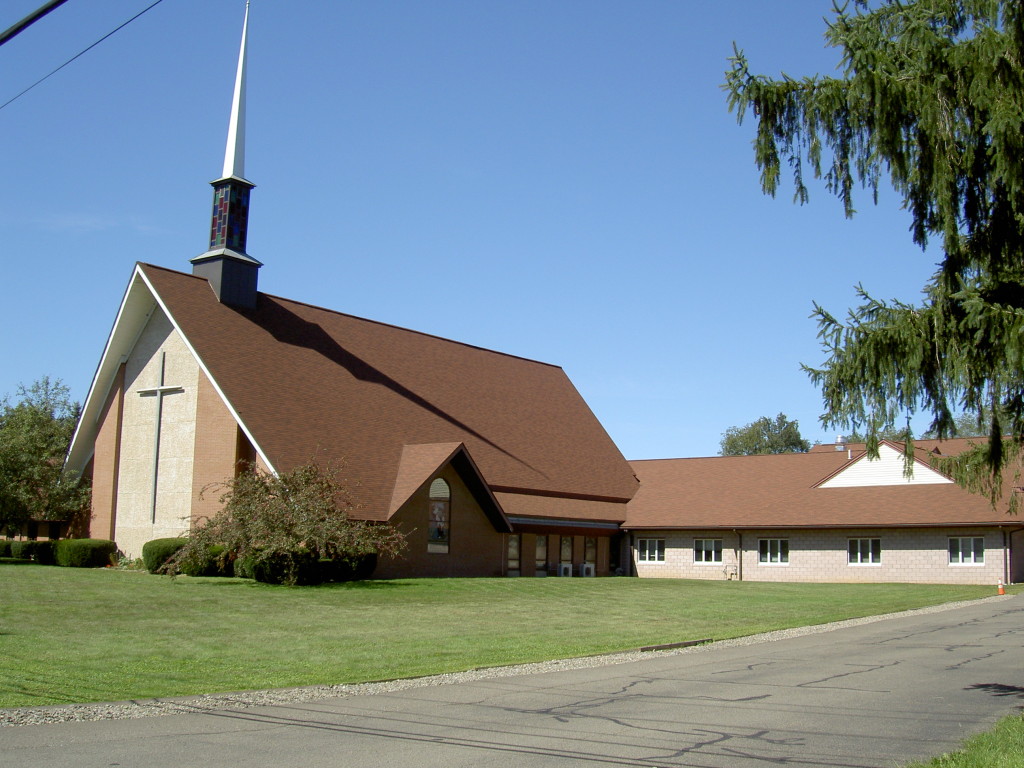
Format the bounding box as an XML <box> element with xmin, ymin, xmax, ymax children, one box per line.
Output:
<box><xmin>192</xmin><ymin>0</ymin><xmax>261</xmax><ymax>309</ymax></box>
<box><xmin>221</xmin><ymin>0</ymin><xmax>250</xmax><ymax>182</ymax></box>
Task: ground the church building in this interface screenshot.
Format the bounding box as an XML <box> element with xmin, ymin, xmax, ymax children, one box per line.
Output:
<box><xmin>64</xmin><ymin>4</ymin><xmax>639</xmax><ymax>578</ymax></box>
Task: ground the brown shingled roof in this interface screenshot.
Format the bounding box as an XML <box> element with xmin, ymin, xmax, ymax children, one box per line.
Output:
<box><xmin>141</xmin><ymin>264</ymin><xmax>637</xmax><ymax>521</ymax></box>
<box><xmin>626</xmin><ymin>446</ymin><xmax>1014</xmax><ymax>530</ymax></box>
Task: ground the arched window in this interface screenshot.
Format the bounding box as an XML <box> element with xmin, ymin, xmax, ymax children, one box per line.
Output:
<box><xmin>427</xmin><ymin>478</ymin><xmax>450</xmax><ymax>553</ymax></box>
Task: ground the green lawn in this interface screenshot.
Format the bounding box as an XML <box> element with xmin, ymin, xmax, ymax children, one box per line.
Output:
<box><xmin>902</xmin><ymin>714</ymin><xmax>1024</xmax><ymax>768</ymax></box>
<box><xmin>0</xmin><ymin>564</ymin><xmax>1010</xmax><ymax>708</ymax></box>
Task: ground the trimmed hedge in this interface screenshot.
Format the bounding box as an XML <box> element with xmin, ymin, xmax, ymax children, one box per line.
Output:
<box><xmin>53</xmin><ymin>539</ymin><xmax>117</xmax><ymax>568</ymax></box>
<box><xmin>252</xmin><ymin>550</ymin><xmax>320</xmax><ymax>585</ymax></box>
<box><xmin>10</xmin><ymin>540</ymin><xmax>41</xmax><ymax>560</ymax></box>
<box><xmin>0</xmin><ymin>540</ymin><xmax>11</xmax><ymax>557</ymax></box>
<box><xmin>233</xmin><ymin>554</ymin><xmax>256</xmax><ymax>580</ymax></box>
<box><xmin>319</xmin><ymin>553</ymin><xmax>378</xmax><ymax>583</ymax></box>
<box><xmin>33</xmin><ymin>541</ymin><xmax>56</xmax><ymax>565</ymax></box>
<box><xmin>142</xmin><ymin>538</ymin><xmax>188</xmax><ymax>574</ymax></box>
<box><xmin>179</xmin><ymin>545</ymin><xmax>229</xmax><ymax>577</ymax></box>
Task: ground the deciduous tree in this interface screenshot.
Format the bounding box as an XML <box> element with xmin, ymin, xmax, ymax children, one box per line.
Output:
<box><xmin>720</xmin><ymin>413</ymin><xmax>810</xmax><ymax>456</ymax></box>
<box><xmin>724</xmin><ymin>1</ymin><xmax>1024</xmax><ymax>496</ymax></box>
<box><xmin>0</xmin><ymin>377</ymin><xmax>88</xmax><ymax>534</ymax></box>
<box><xmin>169</xmin><ymin>462</ymin><xmax>406</xmax><ymax>585</ymax></box>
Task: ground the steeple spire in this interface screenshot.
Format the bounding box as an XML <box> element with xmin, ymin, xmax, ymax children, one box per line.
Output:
<box><xmin>192</xmin><ymin>0</ymin><xmax>261</xmax><ymax>310</ymax></box>
<box><xmin>222</xmin><ymin>0</ymin><xmax>249</xmax><ymax>181</ymax></box>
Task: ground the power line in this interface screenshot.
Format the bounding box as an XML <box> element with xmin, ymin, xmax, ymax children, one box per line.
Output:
<box><xmin>0</xmin><ymin>0</ymin><xmax>73</xmax><ymax>48</ymax></box>
<box><xmin>1</xmin><ymin>0</ymin><xmax>167</xmax><ymax>113</ymax></box>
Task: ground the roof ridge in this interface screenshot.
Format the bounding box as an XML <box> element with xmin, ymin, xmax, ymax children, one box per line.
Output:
<box><xmin>138</xmin><ymin>262</ymin><xmax>562</xmax><ymax>371</ymax></box>
<box><xmin>630</xmin><ymin>452</ymin><xmax>848</xmax><ymax>463</ymax></box>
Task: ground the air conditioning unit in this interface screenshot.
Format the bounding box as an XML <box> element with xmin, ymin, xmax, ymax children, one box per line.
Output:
<box><xmin>557</xmin><ymin>563</ymin><xmax>573</xmax><ymax>577</ymax></box>
<box><xmin>580</xmin><ymin>563</ymin><xmax>595</xmax><ymax>577</ymax></box>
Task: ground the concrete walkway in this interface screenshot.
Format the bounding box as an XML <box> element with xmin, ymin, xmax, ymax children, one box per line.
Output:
<box><xmin>3</xmin><ymin>595</ymin><xmax>1023</xmax><ymax>767</ymax></box>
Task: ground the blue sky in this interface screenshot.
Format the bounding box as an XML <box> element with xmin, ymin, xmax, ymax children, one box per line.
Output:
<box><xmin>0</xmin><ymin>0</ymin><xmax>938</xmax><ymax>459</ymax></box>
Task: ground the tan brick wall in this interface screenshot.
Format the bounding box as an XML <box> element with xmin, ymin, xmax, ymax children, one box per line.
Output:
<box><xmin>113</xmin><ymin>313</ymin><xmax>199</xmax><ymax>558</ymax></box>
<box><xmin>89</xmin><ymin>363</ymin><xmax>126</xmax><ymax>541</ymax></box>
<box><xmin>634</xmin><ymin>528</ymin><xmax>1010</xmax><ymax>584</ymax></box>
<box><xmin>375</xmin><ymin>463</ymin><xmax>505</xmax><ymax>578</ymax></box>
<box><xmin>190</xmin><ymin>372</ymin><xmax>242</xmax><ymax>526</ymax></box>
<box><xmin>634</xmin><ymin>532</ymin><xmax>741</xmax><ymax>580</ymax></box>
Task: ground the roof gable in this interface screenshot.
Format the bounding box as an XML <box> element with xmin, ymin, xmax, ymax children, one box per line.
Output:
<box><xmin>816</xmin><ymin>442</ymin><xmax>953</xmax><ymax>488</ymax></box>
<box><xmin>66</xmin><ymin>265</ymin><xmax>272</xmax><ymax>475</ymax></box>
<box><xmin>626</xmin><ymin>449</ymin><xmax>1009</xmax><ymax>530</ymax></box>
<box><xmin>109</xmin><ymin>264</ymin><xmax>636</xmax><ymax>518</ymax></box>
<box><xmin>387</xmin><ymin>442</ymin><xmax>511</xmax><ymax>532</ymax></box>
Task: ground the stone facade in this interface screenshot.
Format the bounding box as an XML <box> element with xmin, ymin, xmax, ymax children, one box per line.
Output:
<box><xmin>112</xmin><ymin>312</ymin><xmax>201</xmax><ymax>558</ymax></box>
<box><xmin>634</xmin><ymin>528</ymin><xmax>1020</xmax><ymax>585</ymax></box>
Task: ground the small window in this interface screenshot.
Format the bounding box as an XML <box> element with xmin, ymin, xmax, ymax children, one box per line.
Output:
<box><xmin>949</xmin><ymin>536</ymin><xmax>985</xmax><ymax>565</ymax></box>
<box><xmin>427</xmin><ymin>478</ymin><xmax>450</xmax><ymax>554</ymax></box>
<box><xmin>560</xmin><ymin>536</ymin><xmax>573</xmax><ymax>563</ymax></box>
<box><xmin>849</xmin><ymin>538</ymin><xmax>881</xmax><ymax>565</ymax></box>
<box><xmin>535</xmin><ymin>535</ymin><xmax>548</xmax><ymax>571</ymax></box>
<box><xmin>759</xmin><ymin>538</ymin><xmax>789</xmax><ymax>564</ymax></box>
<box><xmin>584</xmin><ymin>536</ymin><xmax>597</xmax><ymax>564</ymax></box>
<box><xmin>637</xmin><ymin>538</ymin><xmax>665</xmax><ymax>563</ymax></box>
<box><xmin>694</xmin><ymin>539</ymin><xmax>722</xmax><ymax>563</ymax></box>
<box><xmin>507</xmin><ymin>534</ymin><xmax>521</xmax><ymax>573</ymax></box>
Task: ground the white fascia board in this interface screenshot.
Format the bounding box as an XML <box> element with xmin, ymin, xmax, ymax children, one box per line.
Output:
<box><xmin>65</xmin><ymin>264</ymin><xmax>276</xmax><ymax>477</ymax></box>
<box><xmin>66</xmin><ymin>265</ymin><xmax>156</xmax><ymax>473</ymax></box>
<box><xmin>134</xmin><ymin>267</ymin><xmax>277</xmax><ymax>476</ymax></box>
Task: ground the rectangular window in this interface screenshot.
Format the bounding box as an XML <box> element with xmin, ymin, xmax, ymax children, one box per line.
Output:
<box><xmin>949</xmin><ymin>537</ymin><xmax>985</xmax><ymax>565</ymax></box>
<box><xmin>560</xmin><ymin>536</ymin><xmax>573</xmax><ymax>564</ymax></box>
<box><xmin>848</xmin><ymin>538</ymin><xmax>881</xmax><ymax>565</ymax></box>
<box><xmin>584</xmin><ymin>536</ymin><xmax>597</xmax><ymax>564</ymax></box>
<box><xmin>507</xmin><ymin>534</ymin><xmax>520</xmax><ymax>573</ymax></box>
<box><xmin>637</xmin><ymin>538</ymin><xmax>665</xmax><ymax>563</ymax></box>
<box><xmin>758</xmin><ymin>538</ymin><xmax>789</xmax><ymax>564</ymax></box>
<box><xmin>535</xmin><ymin>535</ymin><xmax>548</xmax><ymax>571</ymax></box>
<box><xmin>694</xmin><ymin>538</ymin><xmax>723</xmax><ymax>563</ymax></box>
<box><xmin>427</xmin><ymin>499</ymin><xmax>449</xmax><ymax>554</ymax></box>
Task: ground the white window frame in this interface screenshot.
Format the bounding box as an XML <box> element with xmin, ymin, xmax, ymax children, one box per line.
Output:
<box><xmin>848</xmin><ymin>538</ymin><xmax>881</xmax><ymax>566</ymax></box>
<box><xmin>637</xmin><ymin>538</ymin><xmax>665</xmax><ymax>563</ymax></box>
<box><xmin>758</xmin><ymin>538</ymin><xmax>789</xmax><ymax>565</ymax></box>
<box><xmin>948</xmin><ymin>536</ymin><xmax>985</xmax><ymax>565</ymax></box>
<box><xmin>694</xmin><ymin>538</ymin><xmax>723</xmax><ymax>564</ymax></box>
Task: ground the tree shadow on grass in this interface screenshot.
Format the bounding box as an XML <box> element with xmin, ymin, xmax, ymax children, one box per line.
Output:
<box><xmin>319</xmin><ymin>580</ymin><xmax>408</xmax><ymax>590</ymax></box>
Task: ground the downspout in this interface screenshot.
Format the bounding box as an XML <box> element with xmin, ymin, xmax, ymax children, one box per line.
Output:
<box><xmin>1005</xmin><ymin>527</ymin><xmax>1024</xmax><ymax>585</ymax></box>
<box><xmin>734</xmin><ymin>529</ymin><xmax>743</xmax><ymax>581</ymax></box>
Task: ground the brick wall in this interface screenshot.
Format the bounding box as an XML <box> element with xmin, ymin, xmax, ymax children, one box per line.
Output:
<box><xmin>190</xmin><ymin>372</ymin><xmax>243</xmax><ymax>525</ymax></box>
<box><xmin>89</xmin><ymin>362</ymin><xmax>125</xmax><ymax>541</ymax></box>
<box><xmin>375</xmin><ymin>463</ymin><xmax>505</xmax><ymax>578</ymax></box>
<box><xmin>113</xmin><ymin>313</ymin><xmax>199</xmax><ymax>558</ymax></box>
<box><xmin>634</xmin><ymin>528</ymin><xmax>1010</xmax><ymax>584</ymax></box>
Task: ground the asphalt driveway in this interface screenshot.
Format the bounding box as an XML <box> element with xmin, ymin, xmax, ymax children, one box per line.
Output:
<box><xmin>3</xmin><ymin>594</ymin><xmax>1022</xmax><ymax>768</ymax></box>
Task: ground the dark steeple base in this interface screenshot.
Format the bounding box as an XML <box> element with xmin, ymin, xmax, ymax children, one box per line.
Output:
<box><xmin>191</xmin><ymin>248</ymin><xmax>261</xmax><ymax>310</ymax></box>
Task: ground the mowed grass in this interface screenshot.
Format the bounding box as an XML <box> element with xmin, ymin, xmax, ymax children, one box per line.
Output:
<box><xmin>0</xmin><ymin>564</ymin><xmax>1008</xmax><ymax>708</ymax></box>
<box><xmin>902</xmin><ymin>713</ymin><xmax>1024</xmax><ymax>767</ymax></box>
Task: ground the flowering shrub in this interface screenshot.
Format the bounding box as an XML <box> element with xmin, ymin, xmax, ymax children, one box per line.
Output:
<box><xmin>167</xmin><ymin>462</ymin><xmax>405</xmax><ymax>585</ymax></box>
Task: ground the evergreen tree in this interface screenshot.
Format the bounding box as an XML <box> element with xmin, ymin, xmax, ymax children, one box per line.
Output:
<box><xmin>724</xmin><ymin>1</ymin><xmax>1024</xmax><ymax>497</ymax></box>
<box><xmin>720</xmin><ymin>413</ymin><xmax>811</xmax><ymax>456</ymax></box>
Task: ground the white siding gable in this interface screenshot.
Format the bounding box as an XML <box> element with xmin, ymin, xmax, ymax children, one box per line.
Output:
<box><xmin>818</xmin><ymin>443</ymin><xmax>953</xmax><ymax>488</ymax></box>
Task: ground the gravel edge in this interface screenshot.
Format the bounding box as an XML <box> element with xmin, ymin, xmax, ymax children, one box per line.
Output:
<box><xmin>2</xmin><ymin>595</ymin><xmax>1011</xmax><ymax>728</ymax></box>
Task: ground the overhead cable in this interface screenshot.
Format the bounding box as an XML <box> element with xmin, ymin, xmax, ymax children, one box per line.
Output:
<box><xmin>1</xmin><ymin>0</ymin><xmax>166</xmax><ymax>113</ymax></box>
